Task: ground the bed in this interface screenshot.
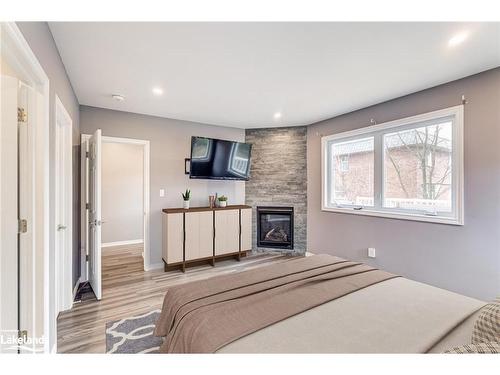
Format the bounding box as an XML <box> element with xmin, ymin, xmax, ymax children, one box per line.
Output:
<box><xmin>153</xmin><ymin>254</ymin><xmax>486</xmax><ymax>353</ymax></box>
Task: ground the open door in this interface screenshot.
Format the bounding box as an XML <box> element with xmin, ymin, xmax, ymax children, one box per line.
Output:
<box><xmin>0</xmin><ymin>75</ymin><xmax>19</xmax><ymax>352</ymax></box>
<box><xmin>88</xmin><ymin>129</ymin><xmax>102</xmax><ymax>300</ymax></box>
<box><xmin>18</xmin><ymin>81</ymin><xmax>36</xmax><ymax>352</ymax></box>
<box><xmin>0</xmin><ymin>76</ymin><xmax>38</xmax><ymax>353</ymax></box>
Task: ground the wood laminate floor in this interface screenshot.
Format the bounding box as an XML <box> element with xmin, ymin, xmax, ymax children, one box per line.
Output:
<box><xmin>57</xmin><ymin>244</ymin><xmax>290</xmax><ymax>353</ymax></box>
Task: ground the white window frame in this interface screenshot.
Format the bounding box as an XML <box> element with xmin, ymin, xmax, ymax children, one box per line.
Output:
<box><xmin>321</xmin><ymin>105</ymin><xmax>464</xmax><ymax>225</ymax></box>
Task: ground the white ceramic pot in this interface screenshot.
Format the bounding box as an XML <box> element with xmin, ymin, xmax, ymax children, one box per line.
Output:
<box><xmin>219</xmin><ymin>200</ymin><xmax>227</xmax><ymax>207</ymax></box>
<box><xmin>183</xmin><ymin>200</ymin><xmax>190</xmax><ymax>209</ymax></box>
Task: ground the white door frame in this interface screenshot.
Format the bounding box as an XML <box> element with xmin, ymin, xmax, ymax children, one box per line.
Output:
<box><xmin>81</xmin><ymin>134</ymin><xmax>151</xmax><ymax>278</ymax></box>
<box><xmin>54</xmin><ymin>95</ymin><xmax>73</xmax><ymax>314</ymax></box>
<box><xmin>0</xmin><ymin>23</ymin><xmax>50</xmax><ymax>353</ymax></box>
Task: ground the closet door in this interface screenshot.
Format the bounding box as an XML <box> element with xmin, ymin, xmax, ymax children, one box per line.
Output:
<box><xmin>240</xmin><ymin>208</ymin><xmax>252</xmax><ymax>251</ymax></box>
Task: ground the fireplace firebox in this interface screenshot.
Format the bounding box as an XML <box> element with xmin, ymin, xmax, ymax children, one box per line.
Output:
<box><xmin>257</xmin><ymin>206</ymin><xmax>294</xmax><ymax>250</ymax></box>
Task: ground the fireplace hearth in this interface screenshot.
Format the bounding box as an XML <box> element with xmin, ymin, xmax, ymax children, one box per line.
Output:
<box><xmin>257</xmin><ymin>206</ymin><xmax>294</xmax><ymax>250</ymax></box>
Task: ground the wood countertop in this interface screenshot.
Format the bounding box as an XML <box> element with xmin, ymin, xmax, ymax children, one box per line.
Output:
<box><xmin>162</xmin><ymin>204</ymin><xmax>252</xmax><ymax>214</ymax></box>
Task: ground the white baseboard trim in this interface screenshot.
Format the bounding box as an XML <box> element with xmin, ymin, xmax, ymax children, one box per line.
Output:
<box><xmin>145</xmin><ymin>262</ymin><xmax>164</xmax><ymax>271</ymax></box>
<box><xmin>102</xmin><ymin>239</ymin><xmax>143</xmax><ymax>248</ymax></box>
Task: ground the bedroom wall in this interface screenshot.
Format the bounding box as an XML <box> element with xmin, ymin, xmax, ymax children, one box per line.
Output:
<box><xmin>80</xmin><ymin>106</ymin><xmax>246</xmax><ymax>267</ymax></box>
<box><xmin>101</xmin><ymin>142</ymin><xmax>143</xmax><ymax>244</ymax></box>
<box><xmin>307</xmin><ymin>67</ymin><xmax>500</xmax><ymax>301</ymax></box>
<box><xmin>245</xmin><ymin>127</ymin><xmax>307</xmax><ymax>255</ymax></box>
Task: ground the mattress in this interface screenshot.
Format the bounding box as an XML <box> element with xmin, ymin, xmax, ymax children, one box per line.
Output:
<box><xmin>217</xmin><ymin>277</ymin><xmax>485</xmax><ymax>353</ymax></box>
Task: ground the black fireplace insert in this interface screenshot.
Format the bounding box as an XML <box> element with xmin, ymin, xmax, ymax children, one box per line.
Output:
<box><xmin>257</xmin><ymin>206</ymin><xmax>294</xmax><ymax>250</ymax></box>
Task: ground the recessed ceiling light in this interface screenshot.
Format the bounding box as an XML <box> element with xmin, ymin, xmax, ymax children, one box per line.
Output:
<box><xmin>273</xmin><ymin>112</ymin><xmax>282</xmax><ymax>120</ymax></box>
<box><xmin>152</xmin><ymin>87</ymin><xmax>164</xmax><ymax>96</ymax></box>
<box><xmin>448</xmin><ymin>31</ymin><xmax>468</xmax><ymax>47</ymax></box>
<box><xmin>112</xmin><ymin>94</ymin><xmax>125</xmax><ymax>102</ymax></box>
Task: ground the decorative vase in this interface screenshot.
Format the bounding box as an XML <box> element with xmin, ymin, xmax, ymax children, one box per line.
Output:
<box><xmin>183</xmin><ymin>200</ymin><xmax>190</xmax><ymax>209</ymax></box>
<box><xmin>219</xmin><ymin>201</ymin><xmax>227</xmax><ymax>208</ymax></box>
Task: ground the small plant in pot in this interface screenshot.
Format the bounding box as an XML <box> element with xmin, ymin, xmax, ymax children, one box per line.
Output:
<box><xmin>182</xmin><ymin>189</ymin><xmax>191</xmax><ymax>209</ymax></box>
<box><xmin>218</xmin><ymin>195</ymin><xmax>228</xmax><ymax>207</ymax></box>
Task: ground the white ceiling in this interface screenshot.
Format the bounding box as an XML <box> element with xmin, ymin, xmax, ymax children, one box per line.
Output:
<box><xmin>49</xmin><ymin>22</ymin><xmax>500</xmax><ymax>129</ymax></box>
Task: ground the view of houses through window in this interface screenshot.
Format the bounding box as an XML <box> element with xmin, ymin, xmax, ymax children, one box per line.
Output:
<box><xmin>383</xmin><ymin>122</ymin><xmax>452</xmax><ymax>213</ymax></box>
<box><xmin>327</xmin><ymin>114</ymin><xmax>458</xmax><ymax>219</ymax></box>
<box><xmin>332</xmin><ymin>137</ymin><xmax>374</xmax><ymax>206</ymax></box>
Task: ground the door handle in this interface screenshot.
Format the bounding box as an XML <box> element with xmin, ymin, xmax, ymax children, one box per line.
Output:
<box><xmin>57</xmin><ymin>224</ymin><xmax>67</xmax><ymax>231</ymax></box>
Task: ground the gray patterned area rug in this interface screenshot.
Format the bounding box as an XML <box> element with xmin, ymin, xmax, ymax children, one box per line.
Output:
<box><xmin>105</xmin><ymin>310</ymin><xmax>163</xmax><ymax>353</ymax></box>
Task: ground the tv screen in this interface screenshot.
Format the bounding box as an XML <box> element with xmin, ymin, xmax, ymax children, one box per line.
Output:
<box><xmin>189</xmin><ymin>136</ymin><xmax>252</xmax><ymax>180</ymax></box>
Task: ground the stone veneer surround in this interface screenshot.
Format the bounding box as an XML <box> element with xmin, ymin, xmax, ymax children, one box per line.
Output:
<box><xmin>245</xmin><ymin>126</ymin><xmax>307</xmax><ymax>255</ymax></box>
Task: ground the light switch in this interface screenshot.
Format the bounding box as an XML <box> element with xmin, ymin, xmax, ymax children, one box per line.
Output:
<box><xmin>368</xmin><ymin>247</ymin><xmax>376</xmax><ymax>258</ymax></box>
<box><xmin>159</xmin><ymin>189</ymin><xmax>165</xmax><ymax>197</ymax></box>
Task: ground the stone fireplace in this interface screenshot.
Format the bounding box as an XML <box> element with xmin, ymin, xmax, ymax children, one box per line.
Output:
<box><xmin>245</xmin><ymin>126</ymin><xmax>307</xmax><ymax>255</ymax></box>
<box><xmin>257</xmin><ymin>206</ymin><xmax>294</xmax><ymax>250</ymax></box>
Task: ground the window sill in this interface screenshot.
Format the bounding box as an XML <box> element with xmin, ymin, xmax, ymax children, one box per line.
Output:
<box><xmin>321</xmin><ymin>206</ymin><xmax>463</xmax><ymax>226</ymax></box>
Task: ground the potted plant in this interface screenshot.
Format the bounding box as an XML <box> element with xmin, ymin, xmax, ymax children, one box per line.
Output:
<box><xmin>182</xmin><ymin>189</ymin><xmax>191</xmax><ymax>209</ymax></box>
<box><xmin>218</xmin><ymin>195</ymin><xmax>228</xmax><ymax>208</ymax></box>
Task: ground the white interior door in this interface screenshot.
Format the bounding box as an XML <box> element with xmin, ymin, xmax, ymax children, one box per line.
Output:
<box><xmin>18</xmin><ymin>81</ymin><xmax>35</xmax><ymax>352</ymax></box>
<box><xmin>54</xmin><ymin>97</ymin><xmax>73</xmax><ymax>313</ymax></box>
<box><xmin>88</xmin><ymin>129</ymin><xmax>102</xmax><ymax>300</ymax></box>
<box><xmin>0</xmin><ymin>75</ymin><xmax>19</xmax><ymax>352</ymax></box>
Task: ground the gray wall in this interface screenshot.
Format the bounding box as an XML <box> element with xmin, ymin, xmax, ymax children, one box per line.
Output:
<box><xmin>102</xmin><ymin>142</ymin><xmax>143</xmax><ymax>244</ymax></box>
<box><xmin>80</xmin><ymin>106</ymin><xmax>246</xmax><ymax>266</ymax></box>
<box><xmin>307</xmin><ymin>68</ymin><xmax>500</xmax><ymax>301</ymax></box>
<box><xmin>17</xmin><ymin>22</ymin><xmax>81</xmax><ymax>351</ymax></box>
<box><xmin>245</xmin><ymin>127</ymin><xmax>307</xmax><ymax>255</ymax></box>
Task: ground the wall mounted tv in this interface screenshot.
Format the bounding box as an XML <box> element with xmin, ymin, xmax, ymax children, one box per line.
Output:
<box><xmin>189</xmin><ymin>136</ymin><xmax>252</xmax><ymax>180</ymax></box>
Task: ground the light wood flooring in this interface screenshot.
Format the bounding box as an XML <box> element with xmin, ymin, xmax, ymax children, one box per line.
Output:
<box><xmin>57</xmin><ymin>244</ymin><xmax>289</xmax><ymax>353</ymax></box>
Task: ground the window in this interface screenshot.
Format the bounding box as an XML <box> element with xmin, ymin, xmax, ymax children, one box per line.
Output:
<box><xmin>331</xmin><ymin>137</ymin><xmax>374</xmax><ymax>206</ymax></box>
<box><xmin>322</xmin><ymin>106</ymin><xmax>464</xmax><ymax>225</ymax></box>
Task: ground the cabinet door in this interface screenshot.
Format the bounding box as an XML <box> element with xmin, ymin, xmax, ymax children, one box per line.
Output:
<box><xmin>215</xmin><ymin>209</ymin><xmax>239</xmax><ymax>255</ymax></box>
<box><xmin>198</xmin><ymin>211</ymin><xmax>214</xmax><ymax>259</ymax></box>
<box><xmin>240</xmin><ymin>208</ymin><xmax>252</xmax><ymax>251</ymax></box>
<box><xmin>225</xmin><ymin>209</ymin><xmax>240</xmax><ymax>254</ymax></box>
<box><xmin>164</xmin><ymin>213</ymin><xmax>183</xmax><ymax>264</ymax></box>
<box><xmin>214</xmin><ymin>211</ymin><xmax>225</xmax><ymax>256</ymax></box>
<box><xmin>184</xmin><ymin>212</ymin><xmax>199</xmax><ymax>261</ymax></box>
<box><xmin>185</xmin><ymin>211</ymin><xmax>213</xmax><ymax>261</ymax></box>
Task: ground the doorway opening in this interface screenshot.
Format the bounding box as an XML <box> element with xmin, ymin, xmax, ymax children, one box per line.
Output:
<box><xmin>80</xmin><ymin>134</ymin><xmax>150</xmax><ymax>300</ymax></box>
<box><xmin>101</xmin><ymin>141</ymin><xmax>145</xmax><ymax>293</ymax></box>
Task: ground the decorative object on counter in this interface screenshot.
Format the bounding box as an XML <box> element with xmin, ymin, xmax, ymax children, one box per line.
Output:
<box><xmin>182</xmin><ymin>189</ymin><xmax>191</xmax><ymax>209</ymax></box>
<box><xmin>209</xmin><ymin>195</ymin><xmax>216</xmax><ymax>208</ymax></box>
<box><xmin>218</xmin><ymin>195</ymin><xmax>228</xmax><ymax>208</ymax></box>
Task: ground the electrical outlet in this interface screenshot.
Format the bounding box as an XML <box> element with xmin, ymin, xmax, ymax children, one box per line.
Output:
<box><xmin>368</xmin><ymin>247</ymin><xmax>376</xmax><ymax>258</ymax></box>
<box><xmin>159</xmin><ymin>189</ymin><xmax>165</xmax><ymax>197</ymax></box>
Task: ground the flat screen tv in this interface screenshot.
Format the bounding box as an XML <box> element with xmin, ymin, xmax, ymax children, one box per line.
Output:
<box><xmin>189</xmin><ymin>136</ymin><xmax>252</xmax><ymax>180</ymax></box>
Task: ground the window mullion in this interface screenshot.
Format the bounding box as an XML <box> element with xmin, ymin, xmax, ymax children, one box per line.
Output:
<box><xmin>373</xmin><ymin>132</ymin><xmax>383</xmax><ymax>210</ymax></box>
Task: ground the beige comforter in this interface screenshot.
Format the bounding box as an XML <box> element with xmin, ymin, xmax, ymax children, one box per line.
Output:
<box><xmin>218</xmin><ymin>277</ymin><xmax>485</xmax><ymax>353</ymax></box>
<box><xmin>154</xmin><ymin>254</ymin><xmax>397</xmax><ymax>353</ymax></box>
